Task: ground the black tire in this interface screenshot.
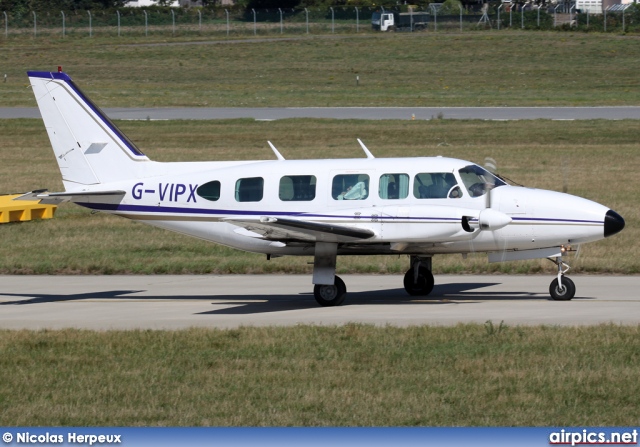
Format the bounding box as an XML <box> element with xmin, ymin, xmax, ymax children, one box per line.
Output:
<box><xmin>549</xmin><ymin>276</ymin><xmax>576</xmax><ymax>301</ymax></box>
<box><xmin>403</xmin><ymin>266</ymin><xmax>435</xmax><ymax>296</ymax></box>
<box><xmin>314</xmin><ymin>276</ymin><xmax>347</xmax><ymax>307</ymax></box>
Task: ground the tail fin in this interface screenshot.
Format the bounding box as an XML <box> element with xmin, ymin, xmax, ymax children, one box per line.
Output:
<box><xmin>28</xmin><ymin>71</ymin><xmax>151</xmax><ymax>191</ymax></box>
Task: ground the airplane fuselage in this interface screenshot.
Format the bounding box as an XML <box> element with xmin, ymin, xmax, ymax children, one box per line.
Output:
<box><xmin>75</xmin><ymin>156</ymin><xmax>614</xmax><ymax>258</ymax></box>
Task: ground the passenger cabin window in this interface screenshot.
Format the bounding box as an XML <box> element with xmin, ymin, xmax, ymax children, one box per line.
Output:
<box><xmin>332</xmin><ymin>174</ymin><xmax>369</xmax><ymax>200</ymax></box>
<box><xmin>196</xmin><ymin>181</ymin><xmax>221</xmax><ymax>202</ymax></box>
<box><xmin>379</xmin><ymin>174</ymin><xmax>409</xmax><ymax>200</ymax></box>
<box><xmin>279</xmin><ymin>175</ymin><xmax>317</xmax><ymax>201</ymax></box>
<box><xmin>414</xmin><ymin>172</ymin><xmax>462</xmax><ymax>199</ymax></box>
<box><xmin>235</xmin><ymin>177</ymin><xmax>264</xmax><ymax>202</ymax></box>
<box><xmin>458</xmin><ymin>165</ymin><xmax>506</xmax><ymax>198</ymax></box>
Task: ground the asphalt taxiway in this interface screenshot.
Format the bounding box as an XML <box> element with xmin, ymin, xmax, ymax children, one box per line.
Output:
<box><xmin>1</xmin><ymin>275</ymin><xmax>638</xmax><ymax>330</ymax></box>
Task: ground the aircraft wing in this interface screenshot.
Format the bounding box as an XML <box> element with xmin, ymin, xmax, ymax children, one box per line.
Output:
<box><xmin>14</xmin><ymin>190</ymin><xmax>126</xmax><ymax>205</ymax></box>
<box><xmin>226</xmin><ymin>216</ymin><xmax>375</xmax><ymax>243</ymax></box>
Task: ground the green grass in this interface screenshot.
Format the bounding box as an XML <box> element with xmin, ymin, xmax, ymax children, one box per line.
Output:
<box><xmin>1</xmin><ymin>32</ymin><xmax>640</xmax><ymax>107</ymax></box>
<box><xmin>0</xmin><ymin>118</ymin><xmax>638</xmax><ymax>275</ymax></box>
<box><xmin>1</xmin><ymin>324</ymin><xmax>638</xmax><ymax>426</ymax></box>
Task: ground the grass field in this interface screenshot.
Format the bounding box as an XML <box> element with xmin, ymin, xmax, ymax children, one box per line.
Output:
<box><xmin>2</xmin><ymin>32</ymin><xmax>640</xmax><ymax>107</ymax></box>
<box><xmin>1</xmin><ymin>324</ymin><xmax>638</xmax><ymax>426</ymax></box>
<box><xmin>0</xmin><ymin>118</ymin><xmax>637</xmax><ymax>275</ymax></box>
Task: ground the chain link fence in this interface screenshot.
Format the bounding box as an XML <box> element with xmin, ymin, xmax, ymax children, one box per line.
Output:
<box><xmin>2</xmin><ymin>5</ymin><xmax>639</xmax><ymax>38</ymax></box>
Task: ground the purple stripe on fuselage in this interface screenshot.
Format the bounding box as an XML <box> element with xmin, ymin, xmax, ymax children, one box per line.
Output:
<box><xmin>74</xmin><ymin>202</ymin><xmax>461</xmax><ymax>222</ymax></box>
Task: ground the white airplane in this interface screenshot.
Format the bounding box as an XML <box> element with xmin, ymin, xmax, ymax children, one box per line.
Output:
<box><xmin>18</xmin><ymin>69</ymin><xmax>625</xmax><ymax>306</ymax></box>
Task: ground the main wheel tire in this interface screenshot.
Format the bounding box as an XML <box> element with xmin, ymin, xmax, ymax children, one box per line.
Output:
<box><xmin>403</xmin><ymin>266</ymin><xmax>435</xmax><ymax>296</ymax></box>
<box><xmin>549</xmin><ymin>276</ymin><xmax>576</xmax><ymax>301</ymax></box>
<box><xmin>314</xmin><ymin>276</ymin><xmax>347</xmax><ymax>307</ymax></box>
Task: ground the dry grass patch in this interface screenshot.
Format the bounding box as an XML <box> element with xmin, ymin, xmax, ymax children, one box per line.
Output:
<box><xmin>2</xmin><ymin>32</ymin><xmax>640</xmax><ymax>107</ymax></box>
<box><xmin>0</xmin><ymin>324</ymin><xmax>638</xmax><ymax>426</ymax></box>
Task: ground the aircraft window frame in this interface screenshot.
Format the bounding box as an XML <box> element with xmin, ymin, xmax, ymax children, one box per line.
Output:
<box><xmin>458</xmin><ymin>165</ymin><xmax>506</xmax><ymax>198</ymax></box>
<box><xmin>379</xmin><ymin>173</ymin><xmax>409</xmax><ymax>200</ymax></box>
<box><xmin>235</xmin><ymin>177</ymin><xmax>264</xmax><ymax>203</ymax></box>
<box><xmin>332</xmin><ymin>174</ymin><xmax>370</xmax><ymax>201</ymax></box>
<box><xmin>196</xmin><ymin>181</ymin><xmax>221</xmax><ymax>202</ymax></box>
<box><xmin>279</xmin><ymin>175</ymin><xmax>317</xmax><ymax>202</ymax></box>
<box><xmin>413</xmin><ymin>172</ymin><xmax>462</xmax><ymax>199</ymax></box>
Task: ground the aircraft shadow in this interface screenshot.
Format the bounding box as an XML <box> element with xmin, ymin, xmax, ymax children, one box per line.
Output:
<box><xmin>0</xmin><ymin>282</ymin><xmax>593</xmax><ymax>315</ymax></box>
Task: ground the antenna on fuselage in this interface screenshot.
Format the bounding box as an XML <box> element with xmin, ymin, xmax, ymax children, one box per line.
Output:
<box><xmin>267</xmin><ymin>141</ymin><xmax>285</xmax><ymax>161</ymax></box>
<box><xmin>357</xmin><ymin>139</ymin><xmax>375</xmax><ymax>159</ymax></box>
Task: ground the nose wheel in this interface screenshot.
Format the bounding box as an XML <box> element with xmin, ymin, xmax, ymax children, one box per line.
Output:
<box><xmin>549</xmin><ymin>276</ymin><xmax>575</xmax><ymax>301</ymax></box>
<box><xmin>548</xmin><ymin>253</ymin><xmax>575</xmax><ymax>301</ymax></box>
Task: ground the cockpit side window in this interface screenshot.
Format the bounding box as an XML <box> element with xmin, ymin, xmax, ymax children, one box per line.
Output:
<box><xmin>332</xmin><ymin>174</ymin><xmax>369</xmax><ymax>200</ymax></box>
<box><xmin>458</xmin><ymin>165</ymin><xmax>506</xmax><ymax>198</ymax></box>
<box><xmin>413</xmin><ymin>172</ymin><xmax>461</xmax><ymax>199</ymax></box>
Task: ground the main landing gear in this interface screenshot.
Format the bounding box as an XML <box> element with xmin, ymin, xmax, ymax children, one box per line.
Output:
<box><xmin>312</xmin><ymin>242</ymin><xmax>347</xmax><ymax>307</ymax></box>
<box><xmin>403</xmin><ymin>256</ymin><xmax>434</xmax><ymax>296</ymax></box>
<box><xmin>548</xmin><ymin>251</ymin><xmax>576</xmax><ymax>301</ymax></box>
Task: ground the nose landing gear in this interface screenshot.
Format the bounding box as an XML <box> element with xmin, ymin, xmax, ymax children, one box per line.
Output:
<box><xmin>548</xmin><ymin>251</ymin><xmax>575</xmax><ymax>301</ymax></box>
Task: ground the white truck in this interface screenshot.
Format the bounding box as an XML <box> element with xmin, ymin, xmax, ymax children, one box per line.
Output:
<box><xmin>371</xmin><ymin>11</ymin><xmax>430</xmax><ymax>31</ymax></box>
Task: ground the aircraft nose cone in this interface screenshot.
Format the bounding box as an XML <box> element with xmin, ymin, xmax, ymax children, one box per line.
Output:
<box><xmin>604</xmin><ymin>210</ymin><xmax>625</xmax><ymax>238</ymax></box>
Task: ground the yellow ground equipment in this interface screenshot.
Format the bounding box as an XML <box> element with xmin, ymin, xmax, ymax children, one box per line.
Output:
<box><xmin>0</xmin><ymin>194</ymin><xmax>57</xmax><ymax>224</ymax></box>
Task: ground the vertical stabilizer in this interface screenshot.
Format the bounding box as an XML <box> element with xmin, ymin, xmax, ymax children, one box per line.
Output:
<box><xmin>28</xmin><ymin>71</ymin><xmax>151</xmax><ymax>191</ymax></box>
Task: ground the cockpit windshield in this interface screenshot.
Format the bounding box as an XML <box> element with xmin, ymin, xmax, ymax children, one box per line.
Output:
<box><xmin>458</xmin><ymin>165</ymin><xmax>506</xmax><ymax>198</ymax></box>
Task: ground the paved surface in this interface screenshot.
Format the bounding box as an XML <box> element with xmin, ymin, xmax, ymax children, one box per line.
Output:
<box><xmin>3</xmin><ymin>106</ymin><xmax>640</xmax><ymax>121</ymax></box>
<box><xmin>1</xmin><ymin>275</ymin><xmax>638</xmax><ymax>330</ymax></box>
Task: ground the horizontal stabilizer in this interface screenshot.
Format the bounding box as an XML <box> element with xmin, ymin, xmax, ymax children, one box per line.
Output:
<box><xmin>226</xmin><ymin>216</ymin><xmax>375</xmax><ymax>243</ymax></box>
<box><xmin>14</xmin><ymin>190</ymin><xmax>125</xmax><ymax>205</ymax></box>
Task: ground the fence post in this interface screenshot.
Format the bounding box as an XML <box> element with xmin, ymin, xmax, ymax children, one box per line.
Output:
<box><xmin>459</xmin><ymin>4</ymin><xmax>463</xmax><ymax>31</ymax></box>
<box><xmin>3</xmin><ymin>11</ymin><xmax>7</xmax><ymax>38</ymax></box>
<box><xmin>88</xmin><ymin>10</ymin><xmax>92</xmax><ymax>37</ymax></box>
<box><xmin>622</xmin><ymin>7</ymin><xmax>625</xmax><ymax>32</ymax></box>
<box><xmin>509</xmin><ymin>5</ymin><xmax>512</xmax><ymax>27</ymax></box>
<box><xmin>252</xmin><ymin>9</ymin><xmax>256</xmax><ymax>36</ymax></box>
<box><xmin>117</xmin><ymin>10</ymin><xmax>120</xmax><ymax>37</ymax></box>
<box><xmin>198</xmin><ymin>9</ymin><xmax>201</xmax><ymax>32</ymax></box>
<box><xmin>604</xmin><ymin>7</ymin><xmax>607</xmax><ymax>32</ymax></box>
<box><xmin>569</xmin><ymin>4</ymin><xmax>575</xmax><ymax>27</ymax></box>
<box><xmin>586</xmin><ymin>10</ymin><xmax>589</xmax><ymax>28</ymax></box>
<box><xmin>498</xmin><ymin>4</ymin><xmax>502</xmax><ymax>30</ymax></box>
<box><xmin>434</xmin><ymin>7</ymin><xmax>438</xmax><ymax>31</ymax></box>
<box><xmin>143</xmin><ymin>10</ymin><xmax>148</xmax><ymax>36</ymax></box>
<box><xmin>61</xmin><ymin>11</ymin><xmax>65</xmax><ymax>38</ymax></box>
<box><xmin>537</xmin><ymin>5</ymin><xmax>540</xmax><ymax>28</ymax></box>
<box><xmin>355</xmin><ymin>7</ymin><xmax>359</xmax><ymax>33</ymax></box>
<box><xmin>305</xmin><ymin>8</ymin><xmax>309</xmax><ymax>34</ymax></box>
<box><xmin>171</xmin><ymin>10</ymin><xmax>175</xmax><ymax>35</ymax></box>
<box><xmin>330</xmin><ymin>7</ymin><xmax>334</xmax><ymax>33</ymax></box>
<box><xmin>521</xmin><ymin>5</ymin><xmax>524</xmax><ymax>29</ymax></box>
<box><xmin>33</xmin><ymin>11</ymin><xmax>36</xmax><ymax>38</ymax></box>
<box><xmin>225</xmin><ymin>9</ymin><xmax>229</xmax><ymax>36</ymax></box>
<box><xmin>554</xmin><ymin>4</ymin><xmax>561</xmax><ymax>27</ymax></box>
<box><xmin>279</xmin><ymin>8</ymin><xmax>283</xmax><ymax>33</ymax></box>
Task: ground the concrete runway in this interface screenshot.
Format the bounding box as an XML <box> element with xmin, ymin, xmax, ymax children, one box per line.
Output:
<box><xmin>1</xmin><ymin>275</ymin><xmax>638</xmax><ymax>330</ymax></box>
